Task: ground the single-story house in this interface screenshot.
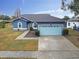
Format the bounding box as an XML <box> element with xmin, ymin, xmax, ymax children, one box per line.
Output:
<box><xmin>67</xmin><ymin>17</ymin><xmax>79</xmax><ymax>29</ymax></box>
<box><xmin>12</xmin><ymin>14</ymin><xmax>66</xmax><ymax>35</ymax></box>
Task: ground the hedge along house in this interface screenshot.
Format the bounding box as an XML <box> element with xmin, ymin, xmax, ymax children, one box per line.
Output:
<box><xmin>12</xmin><ymin>14</ymin><xmax>66</xmax><ymax>35</ymax></box>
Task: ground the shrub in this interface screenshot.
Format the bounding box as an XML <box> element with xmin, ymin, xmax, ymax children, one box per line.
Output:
<box><xmin>35</xmin><ymin>30</ymin><xmax>40</xmax><ymax>36</ymax></box>
<box><xmin>76</xmin><ymin>27</ymin><xmax>79</xmax><ymax>31</ymax></box>
<box><xmin>30</xmin><ymin>27</ymin><xmax>33</xmax><ymax>31</ymax></box>
<box><xmin>0</xmin><ymin>21</ymin><xmax>5</xmax><ymax>28</ymax></box>
<box><xmin>62</xmin><ymin>29</ymin><xmax>69</xmax><ymax>36</ymax></box>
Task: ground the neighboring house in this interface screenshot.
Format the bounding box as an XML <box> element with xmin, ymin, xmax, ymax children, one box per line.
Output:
<box><xmin>0</xmin><ymin>20</ymin><xmax>4</xmax><ymax>22</ymax></box>
<box><xmin>67</xmin><ymin>17</ymin><xmax>79</xmax><ymax>29</ymax></box>
<box><xmin>12</xmin><ymin>14</ymin><xmax>65</xmax><ymax>35</ymax></box>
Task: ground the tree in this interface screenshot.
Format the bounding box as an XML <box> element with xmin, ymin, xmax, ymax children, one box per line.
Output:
<box><xmin>61</xmin><ymin>0</ymin><xmax>79</xmax><ymax>16</ymax></box>
<box><xmin>62</xmin><ymin>16</ymin><xmax>70</xmax><ymax>21</ymax></box>
<box><xmin>11</xmin><ymin>16</ymin><xmax>16</xmax><ymax>19</ymax></box>
<box><xmin>0</xmin><ymin>16</ymin><xmax>2</xmax><ymax>20</ymax></box>
<box><xmin>0</xmin><ymin>15</ymin><xmax>10</xmax><ymax>20</ymax></box>
<box><xmin>3</xmin><ymin>15</ymin><xmax>10</xmax><ymax>20</ymax></box>
<box><xmin>0</xmin><ymin>21</ymin><xmax>5</xmax><ymax>28</ymax></box>
<box><xmin>0</xmin><ymin>15</ymin><xmax>4</xmax><ymax>20</ymax></box>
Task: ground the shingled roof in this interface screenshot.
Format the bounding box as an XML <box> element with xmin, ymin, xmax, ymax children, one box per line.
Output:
<box><xmin>22</xmin><ymin>14</ymin><xmax>65</xmax><ymax>22</ymax></box>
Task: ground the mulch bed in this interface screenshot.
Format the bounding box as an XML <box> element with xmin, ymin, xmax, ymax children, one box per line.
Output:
<box><xmin>25</xmin><ymin>31</ymin><xmax>37</xmax><ymax>37</ymax></box>
<box><xmin>77</xmin><ymin>38</ymin><xmax>79</xmax><ymax>41</ymax></box>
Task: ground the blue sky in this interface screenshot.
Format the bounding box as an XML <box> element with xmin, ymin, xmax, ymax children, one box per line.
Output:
<box><xmin>0</xmin><ymin>0</ymin><xmax>74</xmax><ymax>18</ymax></box>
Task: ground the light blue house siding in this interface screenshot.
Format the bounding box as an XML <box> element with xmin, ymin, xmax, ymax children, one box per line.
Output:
<box><xmin>12</xmin><ymin>18</ymin><xmax>30</xmax><ymax>31</ymax></box>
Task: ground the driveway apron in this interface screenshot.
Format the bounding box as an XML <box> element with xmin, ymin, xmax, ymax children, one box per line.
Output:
<box><xmin>38</xmin><ymin>36</ymin><xmax>79</xmax><ymax>50</ymax></box>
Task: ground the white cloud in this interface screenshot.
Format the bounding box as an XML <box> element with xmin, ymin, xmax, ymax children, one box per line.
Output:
<box><xmin>34</xmin><ymin>9</ymin><xmax>74</xmax><ymax>18</ymax></box>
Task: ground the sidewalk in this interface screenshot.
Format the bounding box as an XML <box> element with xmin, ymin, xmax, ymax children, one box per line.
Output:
<box><xmin>0</xmin><ymin>50</ymin><xmax>79</xmax><ymax>59</ymax></box>
<box><xmin>0</xmin><ymin>51</ymin><xmax>37</xmax><ymax>58</ymax></box>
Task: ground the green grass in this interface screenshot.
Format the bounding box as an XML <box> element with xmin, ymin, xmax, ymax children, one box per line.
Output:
<box><xmin>65</xmin><ymin>29</ymin><xmax>79</xmax><ymax>48</ymax></box>
<box><xmin>0</xmin><ymin>21</ymin><xmax>5</xmax><ymax>28</ymax></box>
<box><xmin>0</xmin><ymin>23</ymin><xmax>38</xmax><ymax>51</ymax></box>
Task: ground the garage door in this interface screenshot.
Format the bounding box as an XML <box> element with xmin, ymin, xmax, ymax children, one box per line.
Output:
<box><xmin>38</xmin><ymin>24</ymin><xmax>64</xmax><ymax>35</ymax></box>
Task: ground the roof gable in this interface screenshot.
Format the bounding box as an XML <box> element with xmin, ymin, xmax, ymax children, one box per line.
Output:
<box><xmin>12</xmin><ymin>17</ymin><xmax>31</xmax><ymax>22</ymax></box>
<box><xmin>68</xmin><ymin>17</ymin><xmax>79</xmax><ymax>22</ymax></box>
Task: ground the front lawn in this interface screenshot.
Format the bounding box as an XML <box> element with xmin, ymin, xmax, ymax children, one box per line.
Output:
<box><xmin>0</xmin><ymin>23</ymin><xmax>38</xmax><ymax>51</ymax></box>
<box><xmin>65</xmin><ymin>29</ymin><xmax>79</xmax><ymax>48</ymax></box>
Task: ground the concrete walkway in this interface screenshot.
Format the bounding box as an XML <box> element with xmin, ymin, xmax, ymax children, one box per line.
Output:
<box><xmin>15</xmin><ymin>31</ymin><xmax>29</xmax><ymax>40</ymax></box>
<box><xmin>16</xmin><ymin>30</ymin><xmax>38</xmax><ymax>40</ymax></box>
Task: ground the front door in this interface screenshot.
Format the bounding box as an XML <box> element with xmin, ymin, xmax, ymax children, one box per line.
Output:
<box><xmin>18</xmin><ymin>22</ymin><xmax>22</xmax><ymax>28</ymax></box>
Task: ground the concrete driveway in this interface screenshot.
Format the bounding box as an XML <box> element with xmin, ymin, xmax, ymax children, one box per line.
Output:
<box><xmin>38</xmin><ymin>36</ymin><xmax>79</xmax><ymax>50</ymax></box>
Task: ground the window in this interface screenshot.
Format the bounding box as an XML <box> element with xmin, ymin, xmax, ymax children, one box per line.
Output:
<box><xmin>34</xmin><ymin>23</ymin><xmax>37</xmax><ymax>28</ymax></box>
<box><xmin>33</xmin><ymin>22</ymin><xmax>38</xmax><ymax>28</ymax></box>
<box><xmin>68</xmin><ymin>23</ymin><xmax>70</xmax><ymax>26</ymax></box>
<box><xmin>73</xmin><ymin>23</ymin><xmax>75</xmax><ymax>24</ymax></box>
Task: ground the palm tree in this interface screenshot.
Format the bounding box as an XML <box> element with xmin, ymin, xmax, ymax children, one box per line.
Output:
<box><xmin>15</xmin><ymin>8</ymin><xmax>21</xmax><ymax>18</ymax></box>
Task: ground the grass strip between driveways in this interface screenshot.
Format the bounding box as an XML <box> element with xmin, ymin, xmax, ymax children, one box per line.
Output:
<box><xmin>65</xmin><ymin>29</ymin><xmax>79</xmax><ymax>48</ymax></box>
